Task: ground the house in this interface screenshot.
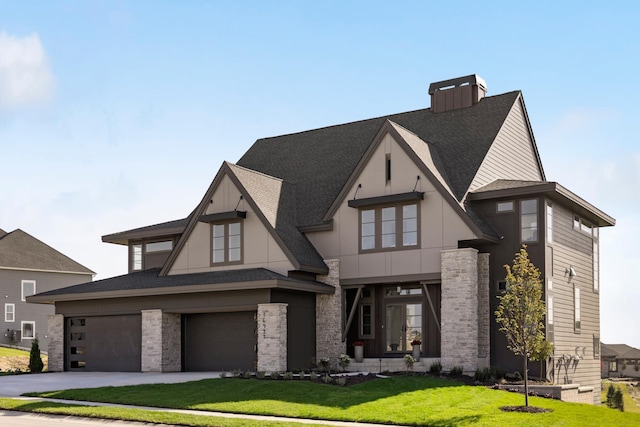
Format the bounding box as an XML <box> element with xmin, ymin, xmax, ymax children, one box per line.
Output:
<box><xmin>0</xmin><ymin>228</ymin><xmax>94</xmax><ymax>350</ymax></box>
<box><xmin>28</xmin><ymin>75</ymin><xmax>613</xmax><ymax>404</ymax></box>
<box><xmin>601</xmin><ymin>343</ymin><xmax>640</xmax><ymax>378</ymax></box>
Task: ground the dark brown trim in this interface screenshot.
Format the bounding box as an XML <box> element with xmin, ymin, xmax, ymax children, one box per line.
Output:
<box><xmin>199</xmin><ymin>211</ymin><xmax>247</xmax><ymax>223</ymax></box>
<box><xmin>348</xmin><ymin>191</ymin><xmax>424</xmax><ymax>208</ymax></box>
<box><xmin>357</xmin><ymin>202</ymin><xmax>421</xmax><ymax>254</ymax></box>
<box><xmin>102</xmin><ymin>226</ymin><xmax>185</xmax><ymax>245</ymax></box>
<box><xmin>515</xmin><ymin>94</ymin><xmax>547</xmax><ymax>181</ymax></box>
<box><xmin>340</xmin><ymin>272</ymin><xmax>440</xmax><ymax>286</ymax></box>
<box><xmin>297</xmin><ymin>221</ymin><xmax>333</xmax><ymax>233</ymax></box>
<box><xmin>209</xmin><ymin>220</ymin><xmax>244</xmax><ymax>267</ymax></box>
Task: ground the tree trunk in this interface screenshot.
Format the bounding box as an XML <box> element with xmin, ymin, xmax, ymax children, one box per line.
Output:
<box><xmin>524</xmin><ymin>355</ymin><xmax>529</xmax><ymax>407</ymax></box>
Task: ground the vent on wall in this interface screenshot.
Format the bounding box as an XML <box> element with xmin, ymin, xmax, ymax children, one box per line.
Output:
<box><xmin>428</xmin><ymin>74</ymin><xmax>487</xmax><ymax>113</ymax></box>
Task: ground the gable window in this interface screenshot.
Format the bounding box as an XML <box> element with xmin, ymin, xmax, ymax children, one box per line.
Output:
<box><xmin>21</xmin><ymin>321</ymin><xmax>35</xmax><ymax>340</ymax></box>
<box><xmin>496</xmin><ymin>201</ymin><xmax>514</xmax><ymax>213</ymax></box>
<box><xmin>520</xmin><ymin>199</ymin><xmax>538</xmax><ymax>242</ymax></box>
<box><xmin>5</xmin><ymin>304</ymin><xmax>15</xmax><ymax>322</ymax></box>
<box><xmin>21</xmin><ymin>280</ymin><xmax>36</xmax><ymax>301</ymax></box>
<box><xmin>574</xmin><ymin>286</ymin><xmax>581</xmax><ymax>332</ymax></box>
<box><xmin>212</xmin><ymin>221</ymin><xmax>242</xmax><ymax>264</ymax></box>
<box><xmin>360</xmin><ymin>203</ymin><xmax>419</xmax><ymax>252</ymax></box>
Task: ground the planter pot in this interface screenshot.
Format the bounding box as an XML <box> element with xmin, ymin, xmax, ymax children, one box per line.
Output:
<box><xmin>412</xmin><ymin>344</ymin><xmax>421</xmax><ymax>362</ymax></box>
<box><xmin>354</xmin><ymin>345</ymin><xmax>364</xmax><ymax>363</ymax></box>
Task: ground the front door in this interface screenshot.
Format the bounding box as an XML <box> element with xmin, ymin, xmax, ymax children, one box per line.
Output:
<box><xmin>385</xmin><ymin>302</ymin><xmax>422</xmax><ymax>352</ymax></box>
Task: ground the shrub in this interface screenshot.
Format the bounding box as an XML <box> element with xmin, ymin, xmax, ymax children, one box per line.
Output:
<box><xmin>429</xmin><ymin>361</ymin><xmax>442</xmax><ymax>375</ymax></box>
<box><xmin>309</xmin><ymin>371</ymin><xmax>318</xmax><ymax>380</ymax></box>
<box><xmin>322</xmin><ymin>374</ymin><xmax>333</xmax><ymax>384</ymax></box>
<box><xmin>256</xmin><ymin>371</ymin><xmax>266</xmax><ymax>379</ymax></box>
<box><xmin>614</xmin><ymin>387</ymin><xmax>625</xmax><ymax>412</ymax></box>
<box><xmin>404</xmin><ymin>354</ymin><xmax>416</xmax><ymax>371</ymax></box>
<box><xmin>29</xmin><ymin>337</ymin><xmax>44</xmax><ymax>373</ymax></box>
<box><xmin>298</xmin><ymin>371</ymin><xmax>306</xmax><ymax>380</ymax></box>
<box><xmin>242</xmin><ymin>371</ymin><xmax>252</xmax><ymax>379</ymax></box>
<box><xmin>606</xmin><ymin>383</ymin><xmax>616</xmax><ymax>408</ymax></box>
<box><xmin>449</xmin><ymin>366</ymin><xmax>463</xmax><ymax>377</ymax></box>
<box><xmin>474</xmin><ymin>367</ymin><xmax>491</xmax><ymax>382</ymax></box>
<box><xmin>338</xmin><ymin>354</ymin><xmax>351</xmax><ymax>371</ymax></box>
<box><xmin>232</xmin><ymin>370</ymin><xmax>242</xmax><ymax>378</ymax></box>
<box><xmin>270</xmin><ymin>371</ymin><xmax>280</xmax><ymax>380</ymax></box>
<box><xmin>283</xmin><ymin>371</ymin><xmax>294</xmax><ymax>380</ymax></box>
<box><xmin>336</xmin><ymin>376</ymin><xmax>347</xmax><ymax>386</ymax></box>
<box><xmin>319</xmin><ymin>358</ymin><xmax>330</xmax><ymax>372</ymax></box>
<box><xmin>219</xmin><ymin>372</ymin><xmax>227</xmax><ymax>379</ymax></box>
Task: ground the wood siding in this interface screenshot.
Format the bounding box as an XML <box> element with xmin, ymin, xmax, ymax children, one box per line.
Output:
<box><xmin>468</xmin><ymin>97</ymin><xmax>543</xmax><ymax>193</ymax></box>
<box><xmin>0</xmin><ymin>269</ymin><xmax>92</xmax><ymax>349</ymax></box>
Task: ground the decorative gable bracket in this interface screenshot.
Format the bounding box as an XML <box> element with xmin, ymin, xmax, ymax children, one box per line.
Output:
<box><xmin>199</xmin><ymin>211</ymin><xmax>247</xmax><ymax>223</ymax></box>
<box><xmin>347</xmin><ymin>191</ymin><xmax>424</xmax><ymax>209</ymax></box>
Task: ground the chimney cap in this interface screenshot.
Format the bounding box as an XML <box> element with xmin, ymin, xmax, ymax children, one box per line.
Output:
<box><xmin>428</xmin><ymin>74</ymin><xmax>487</xmax><ymax>95</ymax></box>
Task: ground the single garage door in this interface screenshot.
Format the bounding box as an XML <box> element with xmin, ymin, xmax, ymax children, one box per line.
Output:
<box><xmin>66</xmin><ymin>315</ymin><xmax>141</xmax><ymax>372</ymax></box>
<box><xmin>183</xmin><ymin>311</ymin><xmax>257</xmax><ymax>371</ymax></box>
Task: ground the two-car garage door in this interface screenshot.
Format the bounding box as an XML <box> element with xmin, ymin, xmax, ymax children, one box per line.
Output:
<box><xmin>66</xmin><ymin>312</ymin><xmax>257</xmax><ymax>372</ymax></box>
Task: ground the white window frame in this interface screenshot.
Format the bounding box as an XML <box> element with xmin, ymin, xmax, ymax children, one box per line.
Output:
<box><xmin>548</xmin><ymin>296</ymin><xmax>553</xmax><ymax>325</ymax></box>
<box><xmin>21</xmin><ymin>280</ymin><xmax>36</xmax><ymax>301</ymax></box>
<box><xmin>574</xmin><ymin>287</ymin><xmax>581</xmax><ymax>332</ymax></box>
<box><xmin>593</xmin><ymin>239</ymin><xmax>599</xmax><ymax>292</ymax></box>
<box><xmin>5</xmin><ymin>303</ymin><xmax>15</xmax><ymax>322</ymax></box>
<box><xmin>21</xmin><ymin>321</ymin><xmax>35</xmax><ymax>340</ymax></box>
<box><xmin>546</xmin><ymin>201</ymin><xmax>553</xmax><ymax>243</ymax></box>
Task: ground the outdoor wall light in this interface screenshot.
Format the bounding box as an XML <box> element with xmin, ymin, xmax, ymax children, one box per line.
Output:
<box><xmin>565</xmin><ymin>266</ymin><xmax>577</xmax><ymax>277</ymax></box>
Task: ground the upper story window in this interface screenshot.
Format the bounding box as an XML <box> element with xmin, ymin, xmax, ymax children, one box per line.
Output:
<box><xmin>546</xmin><ymin>202</ymin><xmax>553</xmax><ymax>243</ymax></box>
<box><xmin>574</xmin><ymin>215</ymin><xmax>598</xmax><ymax>237</ymax></box>
<box><xmin>496</xmin><ymin>201</ymin><xmax>514</xmax><ymax>213</ymax></box>
<box><xmin>212</xmin><ymin>221</ymin><xmax>243</xmax><ymax>265</ymax></box>
<box><xmin>520</xmin><ymin>199</ymin><xmax>538</xmax><ymax>243</ymax></box>
<box><xmin>131</xmin><ymin>240</ymin><xmax>173</xmax><ymax>272</ymax></box>
<box><xmin>21</xmin><ymin>280</ymin><xmax>36</xmax><ymax>301</ymax></box>
<box><xmin>360</xmin><ymin>203</ymin><xmax>419</xmax><ymax>252</ymax></box>
<box><xmin>593</xmin><ymin>239</ymin><xmax>599</xmax><ymax>292</ymax></box>
<box><xmin>132</xmin><ymin>244</ymin><xmax>142</xmax><ymax>271</ymax></box>
<box><xmin>574</xmin><ymin>286</ymin><xmax>581</xmax><ymax>333</ymax></box>
<box><xmin>5</xmin><ymin>303</ymin><xmax>15</xmax><ymax>322</ymax></box>
<box><xmin>146</xmin><ymin>240</ymin><xmax>173</xmax><ymax>253</ymax></box>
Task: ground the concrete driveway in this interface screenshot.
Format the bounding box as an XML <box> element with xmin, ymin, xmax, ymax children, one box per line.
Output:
<box><xmin>0</xmin><ymin>372</ymin><xmax>221</xmax><ymax>397</ymax></box>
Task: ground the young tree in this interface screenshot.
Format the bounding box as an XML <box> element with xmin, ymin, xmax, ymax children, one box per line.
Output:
<box><xmin>495</xmin><ymin>246</ymin><xmax>546</xmax><ymax>407</ymax></box>
<box><xmin>29</xmin><ymin>336</ymin><xmax>44</xmax><ymax>373</ymax></box>
<box><xmin>530</xmin><ymin>339</ymin><xmax>554</xmax><ymax>381</ymax></box>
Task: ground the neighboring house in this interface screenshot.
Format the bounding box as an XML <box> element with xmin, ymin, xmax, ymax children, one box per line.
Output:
<box><xmin>601</xmin><ymin>343</ymin><xmax>640</xmax><ymax>378</ymax></box>
<box><xmin>0</xmin><ymin>228</ymin><xmax>94</xmax><ymax>350</ymax></box>
<box><xmin>29</xmin><ymin>75</ymin><xmax>613</xmax><ymax>404</ymax></box>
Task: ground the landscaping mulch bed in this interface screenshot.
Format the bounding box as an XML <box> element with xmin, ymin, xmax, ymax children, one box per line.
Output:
<box><xmin>499</xmin><ymin>405</ymin><xmax>553</xmax><ymax>413</ymax></box>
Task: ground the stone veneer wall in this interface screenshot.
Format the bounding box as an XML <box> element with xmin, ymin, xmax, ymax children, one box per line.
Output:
<box><xmin>47</xmin><ymin>314</ymin><xmax>64</xmax><ymax>372</ymax></box>
<box><xmin>477</xmin><ymin>253</ymin><xmax>490</xmax><ymax>368</ymax></box>
<box><xmin>441</xmin><ymin>248</ymin><xmax>479</xmax><ymax>373</ymax></box>
<box><xmin>257</xmin><ymin>303</ymin><xmax>288</xmax><ymax>372</ymax></box>
<box><xmin>141</xmin><ymin>310</ymin><xmax>181</xmax><ymax>372</ymax></box>
<box><xmin>315</xmin><ymin>259</ymin><xmax>344</xmax><ymax>369</ymax></box>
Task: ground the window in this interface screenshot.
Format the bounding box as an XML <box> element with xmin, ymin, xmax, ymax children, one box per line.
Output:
<box><xmin>594</xmin><ymin>335</ymin><xmax>600</xmax><ymax>358</ymax></box>
<box><xmin>609</xmin><ymin>360</ymin><xmax>618</xmax><ymax>372</ymax></box>
<box><xmin>548</xmin><ymin>278</ymin><xmax>553</xmax><ymax>290</ymax></box>
<box><xmin>360</xmin><ymin>203</ymin><xmax>419</xmax><ymax>252</ymax></box>
<box><xmin>4</xmin><ymin>304</ymin><xmax>15</xmax><ymax>322</ymax></box>
<box><xmin>498</xmin><ymin>281</ymin><xmax>508</xmax><ymax>291</ymax></box>
<box><xmin>574</xmin><ymin>215</ymin><xmax>595</xmax><ymax>236</ymax></box>
<box><xmin>358</xmin><ymin>287</ymin><xmax>374</xmax><ymax>339</ymax></box>
<box><xmin>496</xmin><ymin>201</ymin><xmax>514</xmax><ymax>213</ymax></box>
<box><xmin>521</xmin><ymin>199</ymin><xmax>538</xmax><ymax>242</ymax></box>
<box><xmin>546</xmin><ymin>202</ymin><xmax>553</xmax><ymax>243</ymax></box>
<box><xmin>548</xmin><ymin>296</ymin><xmax>553</xmax><ymax>325</ymax></box>
<box><xmin>593</xmin><ymin>239</ymin><xmax>599</xmax><ymax>292</ymax></box>
<box><xmin>385</xmin><ymin>154</ymin><xmax>391</xmax><ymax>182</ymax></box>
<box><xmin>574</xmin><ymin>287</ymin><xmax>581</xmax><ymax>332</ymax></box>
<box><xmin>132</xmin><ymin>244</ymin><xmax>142</xmax><ymax>271</ymax></box>
<box><xmin>146</xmin><ymin>240</ymin><xmax>172</xmax><ymax>252</ymax></box>
<box><xmin>21</xmin><ymin>280</ymin><xmax>36</xmax><ymax>301</ymax></box>
<box><xmin>212</xmin><ymin>222</ymin><xmax>242</xmax><ymax>264</ymax></box>
<box><xmin>21</xmin><ymin>321</ymin><xmax>35</xmax><ymax>339</ymax></box>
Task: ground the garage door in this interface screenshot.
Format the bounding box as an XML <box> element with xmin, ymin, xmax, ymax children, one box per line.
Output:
<box><xmin>66</xmin><ymin>315</ymin><xmax>141</xmax><ymax>372</ymax></box>
<box><xmin>183</xmin><ymin>312</ymin><xmax>257</xmax><ymax>371</ymax></box>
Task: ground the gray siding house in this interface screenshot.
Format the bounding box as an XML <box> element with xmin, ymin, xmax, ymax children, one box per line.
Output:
<box><xmin>0</xmin><ymin>228</ymin><xmax>94</xmax><ymax>350</ymax></box>
<box><xmin>29</xmin><ymin>75</ymin><xmax>613</xmax><ymax>404</ymax></box>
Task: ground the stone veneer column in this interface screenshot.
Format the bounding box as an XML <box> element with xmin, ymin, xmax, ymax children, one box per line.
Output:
<box><xmin>441</xmin><ymin>248</ymin><xmax>479</xmax><ymax>373</ymax></box>
<box><xmin>141</xmin><ymin>310</ymin><xmax>181</xmax><ymax>372</ymax></box>
<box><xmin>47</xmin><ymin>314</ymin><xmax>64</xmax><ymax>372</ymax></box>
<box><xmin>257</xmin><ymin>303</ymin><xmax>288</xmax><ymax>372</ymax></box>
<box><xmin>477</xmin><ymin>253</ymin><xmax>490</xmax><ymax>369</ymax></box>
<box><xmin>315</xmin><ymin>259</ymin><xmax>344</xmax><ymax>369</ymax></box>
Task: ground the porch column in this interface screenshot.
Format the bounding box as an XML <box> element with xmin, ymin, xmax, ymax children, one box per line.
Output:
<box><xmin>257</xmin><ymin>303</ymin><xmax>288</xmax><ymax>372</ymax></box>
<box><xmin>441</xmin><ymin>248</ymin><xmax>479</xmax><ymax>374</ymax></box>
<box><xmin>316</xmin><ymin>259</ymin><xmax>344</xmax><ymax>369</ymax></box>
<box><xmin>141</xmin><ymin>309</ymin><xmax>181</xmax><ymax>372</ymax></box>
<box><xmin>47</xmin><ymin>314</ymin><xmax>64</xmax><ymax>372</ymax></box>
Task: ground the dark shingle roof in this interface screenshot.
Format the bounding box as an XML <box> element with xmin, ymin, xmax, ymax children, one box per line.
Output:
<box><xmin>31</xmin><ymin>267</ymin><xmax>332</xmax><ymax>299</ymax></box>
<box><xmin>601</xmin><ymin>343</ymin><xmax>640</xmax><ymax>359</ymax></box>
<box><xmin>238</xmin><ymin>91</ymin><xmax>521</xmax><ymax>227</ymax></box>
<box><xmin>0</xmin><ymin>229</ymin><xmax>94</xmax><ymax>274</ymax></box>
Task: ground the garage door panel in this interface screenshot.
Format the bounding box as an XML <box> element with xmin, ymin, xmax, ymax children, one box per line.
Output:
<box><xmin>184</xmin><ymin>312</ymin><xmax>256</xmax><ymax>371</ymax></box>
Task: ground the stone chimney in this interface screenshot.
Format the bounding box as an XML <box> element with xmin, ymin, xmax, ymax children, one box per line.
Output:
<box><xmin>429</xmin><ymin>74</ymin><xmax>487</xmax><ymax>113</ymax></box>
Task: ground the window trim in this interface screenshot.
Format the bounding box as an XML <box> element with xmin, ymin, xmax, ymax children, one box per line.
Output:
<box><xmin>574</xmin><ymin>286</ymin><xmax>581</xmax><ymax>333</ymax></box>
<box><xmin>21</xmin><ymin>321</ymin><xmax>35</xmax><ymax>340</ymax></box>
<box><xmin>358</xmin><ymin>202</ymin><xmax>420</xmax><ymax>253</ymax></box>
<box><xmin>131</xmin><ymin>243</ymin><xmax>143</xmax><ymax>271</ymax></box>
<box><xmin>21</xmin><ymin>280</ymin><xmax>36</xmax><ymax>301</ymax></box>
<box><xmin>548</xmin><ymin>295</ymin><xmax>553</xmax><ymax>325</ymax></box>
<box><xmin>5</xmin><ymin>303</ymin><xmax>15</xmax><ymax>322</ymax></box>
<box><xmin>546</xmin><ymin>201</ymin><xmax>553</xmax><ymax>244</ymax></box>
<box><xmin>593</xmin><ymin>239</ymin><xmax>599</xmax><ymax>293</ymax></box>
<box><xmin>210</xmin><ymin>220</ymin><xmax>244</xmax><ymax>266</ymax></box>
<box><xmin>520</xmin><ymin>198</ymin><xmax>538</xmax><ymax>243</ymax></box>
<box><xmin>496</xmin><ymin>200</ymin><xmax>515</xmax><ymax>213</ymax></box>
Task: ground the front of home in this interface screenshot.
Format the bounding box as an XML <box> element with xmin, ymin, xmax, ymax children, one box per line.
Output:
<box><xmin>29</xmin><ymin>75</ymin><xmax>613</xmax><ymax>404</ymax></box>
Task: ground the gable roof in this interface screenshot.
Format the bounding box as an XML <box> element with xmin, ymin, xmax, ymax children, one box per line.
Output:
<box><xmin>601</xmin><ymin>343</ymin><xmax>640</xmax><ymax>359</ymax></box>
<box><xmin>160</xmin><ymin>162</ymin><xmax>328</xmax><ymax>276</ymax></box>
<box><xmin>28</xmin><ymin>267</ymin><xmax>333</xmax><ymax>303</ymax></box>
<box><xmin>0</xmin><ymin>229</ymin><xmax>94</xmax><ymax>275</ymax></box>
<box><xmin>237</xmin><ymin>91</ymin><xmax>523</xmax><ymax>228</ymax></box>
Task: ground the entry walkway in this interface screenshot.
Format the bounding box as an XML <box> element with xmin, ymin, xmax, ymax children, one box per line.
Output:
<box><xmin>0</xmin><ymin>372</ymin><xmax>405</xmax><ymax>427</ymax></box>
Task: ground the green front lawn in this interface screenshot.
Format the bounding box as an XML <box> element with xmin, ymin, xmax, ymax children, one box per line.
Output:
<box><xmin>0</xmin><ymin>347</ymin><xmax>29</xmax><ymax>357</ymax></box>
<box><xmin>21</xmin><ymin>376</ymin><xmax>640</xmax><ymax>426</ymax></box>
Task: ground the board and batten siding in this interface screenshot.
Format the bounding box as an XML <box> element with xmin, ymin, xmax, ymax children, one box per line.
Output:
<box><xmin>468</xmin><ymin>96</ymin><xmax>543</xmax><ymax>193</ymax></box>
<box><xmin>548</xmin><ymin>200</ymin><xmax>600</xmax><ymax>404</ymax></box>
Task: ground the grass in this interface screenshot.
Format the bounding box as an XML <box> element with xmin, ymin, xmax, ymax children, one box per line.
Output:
<box><xmin>0</xmin><ymin>347</ymin><xmax>30</xmax><ymax>357</ymax></box>
<box><xmin>15</xmin><ymin>375</ymin><xmax>640</xmax><ymax>426</ymax></box>
<box><xmin>601</xmin><ymin>380</ymin><xmax>640</xmax><ymax>413</ymax></box>
<box><xmin>0</xmin><ymin>345</ymin><xmax>47</xmax><ymax>374</ymax></box>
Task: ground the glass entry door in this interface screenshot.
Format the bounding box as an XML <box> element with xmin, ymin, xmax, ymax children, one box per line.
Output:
<box><xmin>385</xmin><ymin>303</ymin><xmax>422</xmax><ymax>352</ymax></box>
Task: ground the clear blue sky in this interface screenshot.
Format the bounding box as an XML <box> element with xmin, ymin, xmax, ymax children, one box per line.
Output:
<box><xmin>1</xmin><ymin>2</ymin><xmax>638</xmax><ymax>346</ymax></box>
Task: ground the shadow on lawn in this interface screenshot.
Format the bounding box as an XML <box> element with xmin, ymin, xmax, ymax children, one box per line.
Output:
<box><xmin>30</xmin><ymin>375</ymin><xmax>467</xmax><ymax>411</ymax></box>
